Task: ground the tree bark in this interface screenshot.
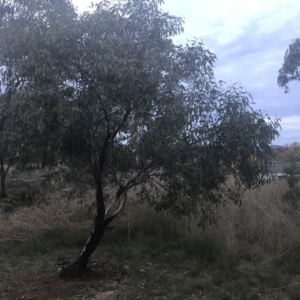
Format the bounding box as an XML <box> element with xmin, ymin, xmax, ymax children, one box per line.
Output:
<box><xmin>59</xmin><ymin>216</ymin><xmax>115</xmax><ymax>279</ymax></box>
<box><xmin>0</xmin><ymin>158</ymin><xmax>7</xmax><ymax>197</ymax></box>
<box><xmin>41</xmin><ymin>146</ymin><xmax>47</xmax><ymax>169</ymax></box>
<box><xmin>41</xmin><ymin>159</ymin><xmax>46</xmax><ymax>169</ymax></box>
<box><xmin>59</xmin><ymin>183</ymin><xmax>116</xmax><ymax>279</ymax></box>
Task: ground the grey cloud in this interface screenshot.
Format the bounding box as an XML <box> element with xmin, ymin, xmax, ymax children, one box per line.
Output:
<box><xmin>191</xmin><ymin>17</ymin><xmax>300</xmax><ymax>144</ymax></box>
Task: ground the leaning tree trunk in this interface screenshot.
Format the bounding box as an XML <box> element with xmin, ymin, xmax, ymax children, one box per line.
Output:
<box><xmin>0</xmin><ymin>158</ymin><xmax>8</xmax><ymax>198</ymax></box>
<box><xmin>59</xmin><ymin>215</ymin><xmax>116</xmax><ymax>279</ymax></box>
<box><xmin>59</xmin><ymin>183</ymin><xmax>115</xmax><ymax>279</ymax></box>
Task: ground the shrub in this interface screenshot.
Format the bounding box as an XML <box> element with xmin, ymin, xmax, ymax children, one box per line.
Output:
<box><xmin>282</xmin><ymin>185</ymin><xmax>300</xmax><ymax>206</ymax></box>
<box><xmin>284</xmin><ymin>161</ymin><xmax>300</xmax><ymax>189</ymax></box>
<box><xmin>2</xmin><ymin>187</ymin><xmax>45</xmax><ymax>213</ymax></box>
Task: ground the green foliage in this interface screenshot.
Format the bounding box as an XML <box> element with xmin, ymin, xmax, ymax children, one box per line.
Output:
<box><xmin>282</xmin><ymin>146</ymin><xmax>300</xmax><ymax>205</ymax></box>
<box><xmin>2</xmin><ymin>187</ymin><xmax>45</xmax><ymax>213</ymax></box>
<box><xmin>0</xmin><ymin>0</ymin><xmax>280</xmax><ymax>227</ymax></box>
<box><xmin>282</xmin><ymin>186</ymin><xmax>300</xmax><ymax>206</ymax></box>
<box><xmin>278</xmin><ymin>38</ymin><xmax>300</xmax><ymax>93</ymax></box>
<box><xmin>286</xmin><ymin>168</ymin><xmax>300</xmax><ymax>189</ymax></box>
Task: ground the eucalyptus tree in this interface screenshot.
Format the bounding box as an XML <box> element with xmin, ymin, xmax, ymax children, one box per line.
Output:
<box><xmin>0</xmin><ymin>0</ymin><xmax>20</xmax><ymax>196</ymax></box>
<box><xmin>278</xmin><ymin>38</ymin><xmax>300</xmax><ymax>93</ymax></box>
<box><xmin>0</xmin><ymin>0</ymin><xmax>77</xmax><ymax>171</ymax></box>
<box><xmin>1</xmin><ymin>0</ymin><xmax>280</xmax><ymax>278</ymax></box>
<box><xmin>0</xmin><ymin>89</ymin><xmax>12</xmax><ymax>197</ymax></box>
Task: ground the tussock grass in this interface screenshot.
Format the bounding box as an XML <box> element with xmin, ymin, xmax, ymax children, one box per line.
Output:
<box><xmin>104</xmin><ymin>180</ymin><xmax>300</xmax><ymax>299</ymax></box>
<box><xmin>1</xmin><ymin>180</ymin><xmax>298</xmax><ymax>261</ymax></box>
<box><xmin>204</xmin><ymin>180</ymin><xmax>299</xmax><ymax>259</ymax></box>
<box><xmin>0</xmin><ymin>192</ymin><xmax>94</xmax><ymax>242</ymax></box>
<box><xmin>111</xmin><ymin>180</ymin><xmax>299</xmax><ymax>263</ymax></box>
<box><xmin>1</xmin><ymin>180</ymin><xmax>300</xmax><ymax>299</ymax></box>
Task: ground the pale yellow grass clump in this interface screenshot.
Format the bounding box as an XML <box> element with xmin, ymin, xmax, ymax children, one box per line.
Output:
<box><xmin>1</xmin><ymin>180</ymin><xmax>299</xmax><ymax>262</ymax></box>
<box><xmin>191</xmin><ymin>180</ymin><xmax>300</xmax><ymax>259</ymax></box>
<box><xmin>120</xmin><ymin>180</ymin><xmax>300</xmax><ymax>260</ymax></box>
<box><xmin>0</xmin><ymin>192</ymin><xmax>94</xmax><ymax>242</ymax></box>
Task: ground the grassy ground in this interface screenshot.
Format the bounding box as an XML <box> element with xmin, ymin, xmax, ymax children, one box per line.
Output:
<box><xmin>1</xmin><ymin>171</ymin><xmax>300</xmax><ymax>299</ymax></box>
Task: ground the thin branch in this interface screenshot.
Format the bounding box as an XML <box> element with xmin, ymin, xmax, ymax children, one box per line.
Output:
<box><xmin>105</xmin><ymin>196</ymin><xmax>119</xmax><ymax>217</ymax></box>
<box><xmin>111</xmin><ymin>192</ymin><xmax>127</xmax><ymax>217</ymax></box>
<box><xmin>105</xmin><ymin>142</ymin><xmax>203</xmax><ymax>217</ymax></box>
<box><xmin>150</xmin><ymin>176</ymin><xmax>168</xmax><ymax>192</ymax></box>
<box><xmin>106</xmin><ymin>164</ymin><xmax>123</xmax><ymax>187</ymax></box>
<box><xmin>91</xmin><ymin>86</ymin><xmax>111</xmax><ymax>136</ymax></box>
<box><xmin>105</xmin><ymin>166</ymin><xmax>159</xmax><ymax>217</ymax></box>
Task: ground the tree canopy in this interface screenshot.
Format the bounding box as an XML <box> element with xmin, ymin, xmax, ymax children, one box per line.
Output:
<box><xmin>278</xmin><ymin>38</ymin><xmax>300</xmax><ymax>93</ymax></box>
<box><xmin>0</xmin><ymin>0</ymin><xmax>280</xmax><ymax>278</ymax></box>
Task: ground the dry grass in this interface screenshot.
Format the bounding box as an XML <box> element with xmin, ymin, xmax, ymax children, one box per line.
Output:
<box><xmin>202</xmin><ymin>180</ymin><xmax>300</xmax><ymax>258</ymax></box>
<box><xmin>0</xmin><ymin>191</ymin><xmax>95</xmax><ymax>242</ymax></box>
<box><xmin>113</xmin><ymin>180</ymin><xmax>300</xmax><ymax>263</ymax></box>
<box><xmin>1</xmin><ymin>179</ymin><xmax>300</xmax><ymax>299</ymax></box>
<box><xmin>1</xmin><ymin>180</ymin><xmax>299</xmax><ymax>258</ymax></box>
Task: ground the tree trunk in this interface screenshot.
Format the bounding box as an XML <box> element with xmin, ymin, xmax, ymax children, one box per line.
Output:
<box><xmin>59</xmin><ymin>183</ymin><xmax>115</xmax><ymax>279</ymax></box>
<box><xmin>41</xmin><ymin>148</ymin><xmax>47</xmax><ymax>169</ymax></box>
<box><xmin>0</xmin><ymin>158</ymin><xmax>7</xmax><ymax>197</ymax></box>
<box><xmin>41</xmin><ymin>160</ymin><xmax>46</xmax><ymax>169</ymax></box>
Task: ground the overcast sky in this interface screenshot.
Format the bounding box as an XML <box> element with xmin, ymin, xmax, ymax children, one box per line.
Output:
<box><xmin>73</xmin><ymin>0</ymin><xmax>300</xmax><ymax>145</ymax></box>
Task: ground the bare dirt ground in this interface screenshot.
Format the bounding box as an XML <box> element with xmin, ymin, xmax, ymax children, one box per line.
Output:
<box><xmin>6</xmin><ymin>261</ymin><xmax>125</xmax><ymax>300</ymax></box>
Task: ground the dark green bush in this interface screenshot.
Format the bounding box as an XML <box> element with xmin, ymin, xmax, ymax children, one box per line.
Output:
<box><xmin>2</xmin><ymin>187</ymin><xmax>45</xmax><ymax>213</ymax></box>
<box><xmin>284</xmin><ymin>161</ymin><xmax>300</xmax><ymax>188</ymax></box>
<box><xmin>282</xmin><ymin>185</ymin><xmax>300</xmax><ymax>206</ymax></box>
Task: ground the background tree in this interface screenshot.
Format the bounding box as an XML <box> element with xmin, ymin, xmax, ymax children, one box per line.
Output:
<box><xmin>284</xmin><ymin>142</ymin><xmax>300</xmax><ymax>161</ymax></box>
<box><xmin>283</xmin><ymin>142</ymin><xmax>300</xmax><ymax>188</ymax></box>
<box><xmin>0</xmin><ymin>89</ymin><xmax>12</xmax><ymax>197</ymax></box>
<box><xmin>0</xmin><ymin>0</ymin><xmax>20</xmax><ymax>197</ymax></box>
<box><xmin>278</xmin><ymin>38</ymin><xmax>300</xmax><ymax>93</ymax></box>
<box><xmin>0</xmin><ymin>0</ymin><xmax>76</xmax><ymax>174</ymax></box>
<box><xmin>273</xmin><ymin>143</ymin><xmax>300</xmax><ymax>162</ymax></box>
<box><xmin>1</xmin><ymin>0</ymin><xmax>280</xmax><ymax>278</ymax></box>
